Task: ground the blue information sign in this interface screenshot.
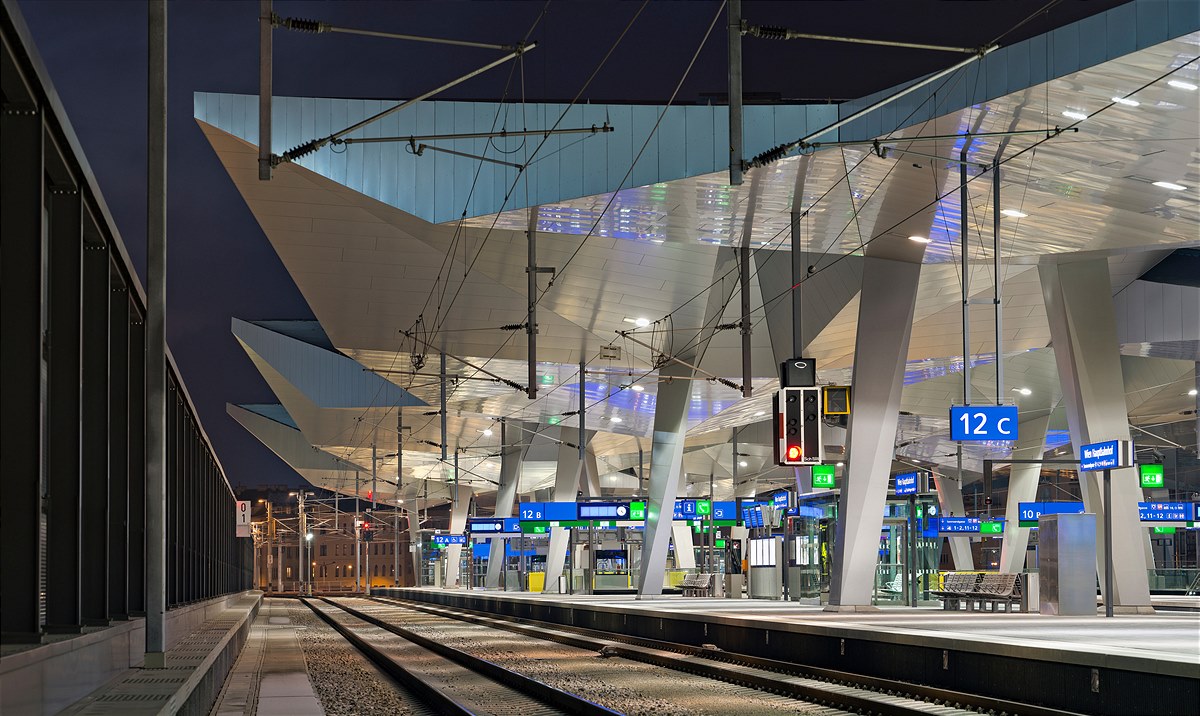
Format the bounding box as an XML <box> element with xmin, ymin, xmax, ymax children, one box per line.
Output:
<box><xmin>773</xmin><ymin>491</ymin><xmax>791</xmax><ymax>509</ymax></box>
<box><xmin>518</xmin><ymin>502</ymin><xmax>544</xmax><ymax>520</ymax></box>
<box><xmin>1079</xmin><ymin>439</ymin><xmax>1133</xmax><ymax>472</ymax></box>
<box><xmin>431</xmin><ymin>534</ymin><xmax>466</xmax><ymax>546</ymax></box>
<box><xmin>466</xmin><ymin>518</ymin><xmax>506</xmax><ymax>533</ymax></box>
<box><xmin>894</xmin><ymin>472</ymin><xmax>919</xmax><ymax>496</ymax></box>
<box><xmin>1139</xmin><ymin>502</ymin><xmax>1193</xmax><ymax>522</ymax></box>
<box><xmin>544</xmin><ymin>502</ymin><xmax>578</xmax><ymax>521</ymax></box>
<box><xmin>949</xmin><ymin>405</ymin><xmax>1018</xmax><ymax>441</ymax></box>
<box><xmin>712</xmin><ymin>501</ymin><xmax>738</xmax><ymax>520</ymax></box>
<box><xmin>936</xmin><ymin>517</ymin><xmax>1004</xmax><ymax>534</ymax></box>
<box><xmin>1018</xmin><ymin>501</ymin><xmax>1085</xmax><ymax>526</ymax></box>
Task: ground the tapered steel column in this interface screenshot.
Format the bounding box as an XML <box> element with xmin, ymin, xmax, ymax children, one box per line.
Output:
<box><xmin>828</xmin><ymin>256</ymin><xmax>923</xmax><ymax>609</ymax></box>
<box><xmin>145</xmin><ymin>0</ymin><xmax>169</xmax><ymax>666</ymax></box>
<box><xmin>1040</xmin><ymin>259</ymin><xmax>1153</xmax><ymax>610</ymax></box>
<box><xmin>486</xmin><ymin>420</ymin><xmax>526</xmax><ymax>588</ymax></box>
<box><xmin>636</xmin><ymin>362</ymin><xmax>693</xmax><ymax>598</ymax></box>
<box><xmin>544</xmin><ymin>433</ymin><xmax>583</xmax><ymax>592</ymax></box>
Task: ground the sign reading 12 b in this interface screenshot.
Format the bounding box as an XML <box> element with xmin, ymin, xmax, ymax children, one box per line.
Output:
<box><xmin>949</xmin><ymin>405</ymin><xmax>1018</xmax><ymax>442</ymax></box>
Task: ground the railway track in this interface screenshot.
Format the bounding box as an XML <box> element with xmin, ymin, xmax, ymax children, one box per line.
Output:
<box><xmin>369</xmin><ymin>595</ymin><xmax>1086</xmax><ymax>716</ymax></box>
<box><xmin>300</xmin><ymin>597</ymin><xmax>618</xmax><ymax>716</ymax></box>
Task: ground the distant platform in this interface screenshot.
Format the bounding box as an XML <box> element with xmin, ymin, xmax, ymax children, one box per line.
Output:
<box><xmin>382</xmin><ymin>587</ymin><xmax>1200</xmax><ymax>716</ymax></box>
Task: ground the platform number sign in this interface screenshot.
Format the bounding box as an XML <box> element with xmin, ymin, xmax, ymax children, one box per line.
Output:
<box><xmin>235</xmin><ymin>500</ymin><xmax>251</xmax><ymax>537</ymax></box>
<box><xmin>949</xmin><ymin>405</ymin><xmax>1018</xmax><ymax>442</ymax></box>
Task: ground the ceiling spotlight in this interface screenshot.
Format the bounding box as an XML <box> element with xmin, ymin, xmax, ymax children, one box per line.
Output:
<box><xmin>634</xmin><ymin>317</ymin><xmax>651</xmax><ymax>327</ymax></box>
<box><xmin>908</xmin><ymin>235</ymin><xmax>931</xmax><ymax>243</ymax></box>
<box><xmin>1189</xmin><ymin>388</ymin><xmax>1198</xmax><ymax>397</ymax></box>
<box><xmin>754</xmin><ymin>411</ymin><xmax>765</xmax><ymax>417</ymax></box>
<box><xmin>1062</xmin><ymin>110</ymin><xmax>1088</xmax><ymax>121</ymax></box>
<box><xmin>609</xmin><ymin>416</ymin><xmax>622</xmax><ymax>423</ymax></box>
<box><xmin>1000</xmin><ymin>209</ymin><xmax>1028</xmax><ymax>218</ymax></box>
<box><xmin>836</xmin><ymin>462</ymin><xmax>844</xmax><ymax>467</ymax></box>
<box><xmin>1111</xmin><ymin>96</ymin><xmax>1139</xmax><ymax>107</ymax></box>
<box><xmin>1152</xmin><ymin>181</ymin><xmax>1186</xmax><ymax>191</ymax></box>
<box><xmin>1167</xmin><ymin>79</ymin><xmax>1198</xmax><ymax>91</ymax></box>
<box><xmin>739</xmin><ymin>460</ymin><xmax>748</xmax><ymax>467</ymax></box>
<box><xmin>631</xmin><ymin>384</ymin><xmax>645</xmax><ymax>392</ymax></box>
<box><xmin>481</xmin><ymin>428</ymin><xmax>493</xmax><ymax>437</ymax></box>
<box><xmin>1012</xmin><ymin>387</ymin><xmax>1032</xmax><ymax>396</ymax></box>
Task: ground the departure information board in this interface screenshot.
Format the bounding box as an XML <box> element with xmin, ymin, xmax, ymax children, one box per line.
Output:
<box><xmin>1139</xmin><ymin>502</ymin><xmax>1193</xmax><ymax>521</ymax></box>
<box><xmin>578</xmin><ymin>502</ymin><xmax>631</xmax><ymax>520</ymax></box>
<box><xmin>466</xmin><ymin>517</ymin><xmax>521</xmax><ymax>534</ymax></box>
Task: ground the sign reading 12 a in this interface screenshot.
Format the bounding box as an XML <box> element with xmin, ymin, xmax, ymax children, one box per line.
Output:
<box><xmin>949</xmin><ymin>405</ymin><xmax>1018</xmax><ymax>442</ymax></box>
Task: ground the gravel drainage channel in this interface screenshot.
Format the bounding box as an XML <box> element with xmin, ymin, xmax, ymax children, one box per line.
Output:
<box><xmin>335</xmin><ymin>597</ymin><xmax>851</xmax><ymax>716</ymax></box>
<box><xmin>288</xmin><ymin>602</ymin><xmax>432</xmax><ymax>716</ymax></box>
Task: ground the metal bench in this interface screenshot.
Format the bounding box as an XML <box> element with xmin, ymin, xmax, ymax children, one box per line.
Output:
<box><xmin>967</xmin><ymin>573</ymin><xmax>1022</xmax><ymax>612</ymax></box>
<box><xmin>931</xmin><ymin>572</ymin><xmax>980</xmax><ymax>611</ymax></box>
<box><xmin>681</xmin><ymin>572</ymin><xmax>714</xmax><ymax>597</ymax></box>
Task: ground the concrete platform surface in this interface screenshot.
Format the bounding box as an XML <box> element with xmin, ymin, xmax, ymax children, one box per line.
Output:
<box><xmin>399</xmin><ymin>588</ymin><xmax>1200</xmax><ymax>673</ymax></box>
<box><xmin>212</xmin><ymin>599</ymin><xmax>324</xmax><ymax>716</ymax></box>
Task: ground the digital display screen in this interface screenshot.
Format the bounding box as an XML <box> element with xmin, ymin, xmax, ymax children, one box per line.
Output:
<box><xmin>579</xmin><ymin>502</ymin><xmax>631</xmax><ymax>519</ymax></box>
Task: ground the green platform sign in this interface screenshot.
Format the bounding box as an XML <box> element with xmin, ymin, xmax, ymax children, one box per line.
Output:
<box><xmin>1152</xmin><ymin>526</ymin><xmax>1176</xmax><ymax>535</ymax></box>
<box><xmin>1140</xmin><ymin>463</ymin><xmax>1165</xmax><ymax>489</ymax></box>
<box><xmin>980</xmin><ymin>520</ymin><xmax>1003</xmax><ymax>535</ymax></box>
<box><xmin>812</xmin><ymin>464</ymin><xmax>837</xmax><ymax>489</ymax></box>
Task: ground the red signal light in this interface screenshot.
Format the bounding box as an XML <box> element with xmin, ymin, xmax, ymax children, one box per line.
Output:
<box><xmin>786</xmin><ymin>445</ymin><xmax>802</xmax><ymax>461</ymax></box>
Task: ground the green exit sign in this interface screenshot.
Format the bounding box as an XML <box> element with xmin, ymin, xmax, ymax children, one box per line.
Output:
<box><xmin>630</xmin><ymin>501</ymin><xmax>646</xmax><ymax>521</ymax></box>
<box><xmin>1152</xmin><ymin>526</ymin><xmax>1176</xmax><ymax>535</ymax></box>
<box><xmin>812</xmin><ymin>464</ymin><xmax>837</xmax><ymax>489</ymax></box>
<box><xmin>981</xmin><ymin>521</ymin><xmax>1003</xmax><ymax>535</ymax></box>
<box><xmin>1140</xmin><ymin>463</ymin><xmax>1165</xmax><ymax>489</ymax></box>
<box><xmin>715</xmin><ymin>539</ymin><xmax>726</xmax><ymax>548</ymax></box>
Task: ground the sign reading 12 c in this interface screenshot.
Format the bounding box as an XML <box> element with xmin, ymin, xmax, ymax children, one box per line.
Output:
<box><xmin>949</xmin><ymin>405</ymin><xmax>1018</xmax><ymax>442</ymax></box>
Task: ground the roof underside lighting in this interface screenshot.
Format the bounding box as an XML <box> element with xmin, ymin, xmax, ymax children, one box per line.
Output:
<box><xmin>1152</xmin><ymin>181</ymin><xmax>1187</xmax><ymax>191</ymax></box>
<box><xmin>1111</xmin><ymin>96</ymin><xmax>1139</xmax><ymax>107</ymax></box>
<box><xmin>1062</xmin><ymin>110</ymin><xmax>1088</xmax><ymax>120</ymax></box>
<box><xmin>908</xmin><ymin>235</ymin><xmax>931</xmax><ymax>243</ymax></box>
<box><xmin>1000</xmin><ymin>209</ymin><xmax>1028</xmax><ymax>218</ymax></box>
<box><xmin>1167</xmin><ymin>79</ymin><xmax>1197</xmax><ymax>91</ymax></box>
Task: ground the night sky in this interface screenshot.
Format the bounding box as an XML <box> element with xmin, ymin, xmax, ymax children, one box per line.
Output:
<box><xmin>17</xmin><ymin>0</ymin><xmax>1124</xmax><ymax>489</ymax></box>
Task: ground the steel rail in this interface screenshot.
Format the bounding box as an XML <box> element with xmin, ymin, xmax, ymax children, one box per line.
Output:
<box><xmin>300</xmin><ymin>597</ymin><xmax>474</xmax><ymax>715</ymax></box>
<box><xmin>373</xmin><ymin>596</ymin><xmax>1087</xmax><ymax>716</ymax></box>
<box><xmin>321</xmin><ymin>597</ymin><xmax>620</xmax><ymax>716</ymax></box>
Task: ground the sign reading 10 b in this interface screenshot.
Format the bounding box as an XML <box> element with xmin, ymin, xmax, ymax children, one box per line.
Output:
<box><xmin>949</xmin><ymin>405</ymin><xmax>1018</xmax><ymax>442</ymax></box>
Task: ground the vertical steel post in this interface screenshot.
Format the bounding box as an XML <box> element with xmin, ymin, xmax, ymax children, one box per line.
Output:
<box><xmin>727</xmin><ymin>0</ymin><xmax>743</xmax><ymax>186</ymax></box>
<box><xmin>579</xmin><ymin>361</ymin><xmax>586</xmax><ymax>461</ymax></box>
<box><xmin>440</xmin><ymin>352</ymin><xmax>448</xmax><ymax>462</ymax></box>
<box><xmin>371</xmin><ymin>442</ymin><xmax>378</xmax><ymax>510</ymax></box>
<box><xmin>355</xmin><ymin>473</ymin><xmax>361</xmax><ymax>592</ymax></box>
<box><xmin>258</xmin><ymin>0</ymin><xmax>272</xmax><ymax>180</ymax></box>
<box><xmin>526</xmin><ymin>207</ymin><xmax>539</xmax><ymax>399</ymax></box>
<box><xmin>740</xmin><ymin>242</ymin><xmax>752</xmax><ymax>397</ymax></box>
<box><xmin>960</xmin><ymin>148</ymin><xmax>971</xmax><ymax>406</ymax></box>
<box><xmin>145</xmin><ymin>0</ymin><xmax>168</xmax><ymax>668</ymax></box>
<box><xmin>1104</xmin><ymin>468</ymin><xmax>1113</xmax><ymax>618</ymax></box>
<box><xmin>908</xmin><ymin>494</ymin><xmax>918</xmax><ymax>607</ymax></box>
<box><xmin>993</xmin><ymin>159</ymin><xmax>1003</xmax><ymax>404</ymax></box>
<box><xmin>791</xmin><ymin>207</ymin><xmax>804</xmax><ymax>358</ymax></box>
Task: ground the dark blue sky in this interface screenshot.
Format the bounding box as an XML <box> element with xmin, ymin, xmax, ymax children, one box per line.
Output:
<box><xmin>16</xmin><ymin>0</ymin><xmax>1123</xmax><ymax>489</ymax></box>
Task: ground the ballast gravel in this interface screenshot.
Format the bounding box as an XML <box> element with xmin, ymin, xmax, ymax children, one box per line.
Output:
<box><xmin>288</xmin><ymin>603</ymin><xmax>425</xmax><ymax>716</ymax></box>
<box><xmin>341</xmin><ymin>599</ymin><xmax>847</xmax><ymax>716</ymax></box>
